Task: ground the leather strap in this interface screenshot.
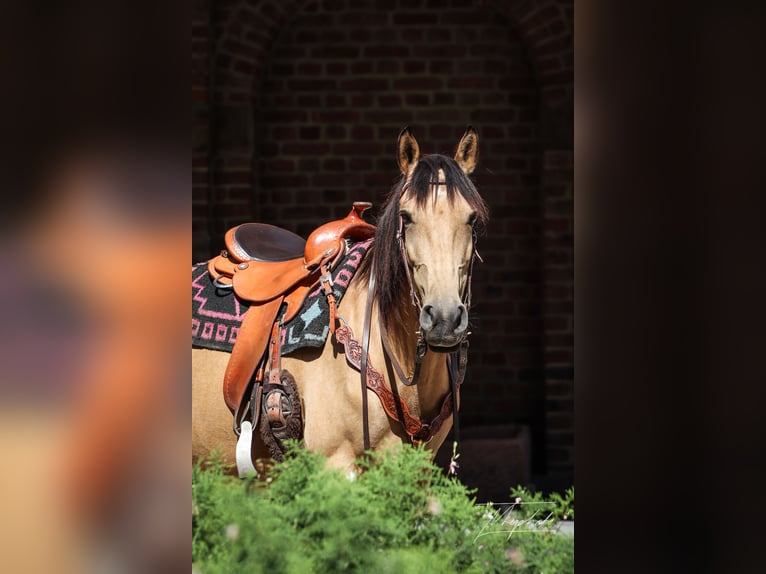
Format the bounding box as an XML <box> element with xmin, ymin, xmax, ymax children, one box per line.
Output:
<box><xmin>223</xmin><ymin>296</ymin><xmax>284</xmax><ymax>411</ymax></box>
<box><xmin>265</xmin><ymin>318</ymin><xmax>286</xmax><ymax>428</ymax></box>
<box><xmin>233</xmin><ymin>365</ymin><xmax>263</xmax><ymax>436</ymax></box>
<box><xmin>380</xmin><ymin>328</ymin><xmax>426</xmax><ymax>387</ymax></box>
<box><xmin>360</xmin><ymin>263</ymin><xmax>376</xmax><ymax>451</ymax></box>
<box><xmin>464</xmin><ymin>229</ymin><xmax>481</xmax><ymax>309</ymax></box>
<box><xmin>267</xmin><ymin>320</ymin><xmax>282</xmax><ymax>386</ymax></box>
<box><xmin>447</xmin><ymin>343</ymin><xmax>468</xmax><ymax>441</ymax></box>
<box><xmin>336</xmin><ymin>322</ymin><xmax>454</xmax><ymax>445</ymax></box>
<box><xmin>319</xmin><ymin>264</ymin><xmax>337</xmax><ymax>335</ymax></box>
<box><xmin>396</xmin><ymin>213</ymin><xmax>422</xmax><ymax>310</ymax></box>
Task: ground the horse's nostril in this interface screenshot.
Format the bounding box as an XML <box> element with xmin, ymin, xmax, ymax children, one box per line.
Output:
<box><xmin>453</xmin><ymin>304</ymin><xmax>467</xmax><ymax>331</ymax></box>
<box><xmin>420</xmin><ymin>305</ymin><xmax>435</xmax><ymax>330</ymax></box>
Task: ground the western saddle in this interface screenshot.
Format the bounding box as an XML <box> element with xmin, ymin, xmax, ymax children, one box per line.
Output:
<box><xmin>207</xmin><ymin>202</ymin><xmax>376</xmax><ymax>453</ymax></box>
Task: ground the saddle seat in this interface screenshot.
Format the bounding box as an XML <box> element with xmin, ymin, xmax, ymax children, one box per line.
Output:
<box><xmin>208</xmin><ymin>202</ymin><xmax>376</xmax><ymax>412</ymax></box>
<box><xmin>225</xmin><ymin>223</ymin><xmax>306</xmax><ymax>263</ymax></box>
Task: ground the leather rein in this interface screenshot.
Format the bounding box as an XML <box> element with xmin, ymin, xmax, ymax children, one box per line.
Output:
<box><xmin>337</xmin><ymin>180</ymin><xmax>480</xmax><ymax>451</ymax></box>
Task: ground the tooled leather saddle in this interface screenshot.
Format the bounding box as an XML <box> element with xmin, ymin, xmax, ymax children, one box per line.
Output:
<box><xmin>207</xmin><ymin>202</ymin><xmax>376</xmax><ymax>439</ymax></box>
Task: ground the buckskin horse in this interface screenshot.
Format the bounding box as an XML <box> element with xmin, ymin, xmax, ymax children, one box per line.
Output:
<box><xmin>192</xmin><ymin>127</ymin><xmax>488</xmax><ymax>475</ymax></box>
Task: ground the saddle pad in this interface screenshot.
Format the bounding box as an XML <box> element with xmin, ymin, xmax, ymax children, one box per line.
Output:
<box><xmin>192</xmin><ymin>238</ymin><xmax>372</xmax><ymax>356</ymax></box>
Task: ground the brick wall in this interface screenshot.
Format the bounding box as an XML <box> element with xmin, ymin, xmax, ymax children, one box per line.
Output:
<box><xmin>542</xmin><ymin>150</ymin><xmax>573</xmax><ymax>471</ymax></box>
<box><xmin>192</xmin><ymin>0</ymin><xmax>573</xmax><ymax>477</ymax></box>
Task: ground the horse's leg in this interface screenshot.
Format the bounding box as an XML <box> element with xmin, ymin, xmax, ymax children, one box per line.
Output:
<box><xmin>282</xmin><ymin>343</ymin><xmax>409</xmax><ymax>471</ymax></box>
<box><xmin>191</xmin><ymin>348</ymin><xmax>269</xmax><ymax>469</ymax></box>
<box><xmin>282</xmin><ymin>347</ymin><xmax>360</xmax><ymax>470</ymax></box>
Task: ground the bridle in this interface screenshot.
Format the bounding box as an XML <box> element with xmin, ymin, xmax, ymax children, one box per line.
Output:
<box><xmin>386</xmin><ymin>179</ymin><xmax>480</xmax><ymax>387</ymax></box>
<box><xmin>352</xmin><ymin>178</ymin><xmax>482</xmax><ymax>452</ymax></box>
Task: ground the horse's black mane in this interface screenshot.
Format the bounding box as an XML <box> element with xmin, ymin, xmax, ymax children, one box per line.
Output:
<box><xmin>358</xmin><ymin>154</ymin><xmax>489</xmax><ymax>330</ymax></box>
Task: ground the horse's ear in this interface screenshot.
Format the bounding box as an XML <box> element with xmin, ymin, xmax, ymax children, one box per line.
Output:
<box><xmin>454</xmin><ymin>126</ymin><xmax>479</xmax><ymax>174</ymax></box>
<box><xmin>397</xmin><ymin>126</ymin><xmax>420</xmax><ymax>175</ymax></box>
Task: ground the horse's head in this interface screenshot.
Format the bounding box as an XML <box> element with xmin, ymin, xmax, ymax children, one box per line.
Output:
<box><xmin>391</xmin><ymin>127</ymin><xmax>488</xmax><ymax>349</ymax></box>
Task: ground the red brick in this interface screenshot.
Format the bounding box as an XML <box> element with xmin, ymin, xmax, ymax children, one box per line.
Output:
<box><xmin>417</xmin><ymin>44</ymin><xmax>467</xmax><ymax>58</ymax></box>
<box><xmin>297</xmin><ymin>158</ymin><xmax>321</xmax><ymax>171</ymax></box>
<box><xmin>339</xmin><ymin>77</ymin><xmax>389</xmax><ymax>91</ymax></box>
<box><xmin>441</xmin><ymin>11</ymin><xmax>491</xmax><ymax>25</ymax></box>
<box><xmin>392</xmin><ymin>77</ymin><xmax>443</xmax><ymax>90</ymax></box>
<box><xmin>271</xmin><ymin>126</ymin><xmax>298</xmax><ymax>140</ymax></box>
<box><xmin>296</xmin><ymin>94</ymin><xmax>322</xmax><ymax>107</ymax></box>
<box><xmin>294</xmin><ymin>29</ymin><xmax>319</xmax><ymax>43</ymax></box>
<box><xmin>433</xmin><ymin>93</ymin><xmax>455</xmax><ymax>105</ymax></box>
<box><xmin>219</xmin><ymin>172</ymin><xmax>251</xmax><ymax>184</ymax></box>
<box><xmin>425</xmin><ymin>60</ymin><xmax>450</xmax><ymax>75</ymax></box>
<box><xmin>375</xmin><ymin>60</ymin><xmax>399</xmax><ymax>74</ymax></box>
<box><xmin>323</xmin><ymin>158</ymin><xmax>346</xmax><ymax>171</ymax></box>
<box><xmin>226</xmin><ymin>188</ymin><xmax>252</xmax><ymax>202</ymax></box>
<box><xmin>267</xmin><ymin>109</ymin><xmax>308</xmax><ymax>122</ymax></box>
<box><xmin>282</xmin><ymin>142</ymin><xmax>331</xmax><ymax>155</ymax></box>
<box><xmin>300</xmin><ymin>126</ymin><xmax>321</xmax><ymax>140</ymax></box>
<box><xmin>287</xmin><ymin>78</ymin><xmax>336</xmax><ymax>91</ymax></box>
<box><xmin>364</xmin><ymin>45</ymin><xmax>410</xmax><ymax>58</ymax></box>
<box><xmin>403</xmin><ymin>60</ymin><xmax>426</xmax><ymax>73</ymax></box>
<box><xmin>347</xmin><ymin>62</ymin><xmax>374</xmax><ymax>77</ymax></box>
<box><xmin>319</xmin><ymin>29</ymin><xmax>346</xmax><ymax>43</ymax></box>
<box><xmin>450</xmin><ymin>76</ymin><xmax>496</xmax><ymax>90</ymax></box>
<box><xmin>296</xmin><ymin>61</ymin><xmax>322</xmax><ymax>75</ymax></box>
<box><xmin>312</xmin><ymin>173</ymin><xmax>362</xmax><ymax>187</ymax></box>
<box><xmin>324</xmin><ymin>125</ymin><xmax>346</xmax><ymax>139</ymax></box>
<box><xmin>392</xmin><ymin>12</ymin><xmax>438</xmax><ymax>25</ymax></box>
<box><xmin>350</xmin><ymin>126</ymin><xmax>374</xmax><ymax>140</ymax></box>
<box><xmin>350</xmin><ymin>94</ymin><xmax>374</xmax><ymax>107</ymax></box>
<box><xmin>311</xmin><ymin>45</ymin><xmax>359</xmax><ymax>59</ymax></box>
<box><xmin>339</xmin><ymin>11</ymin><xmax>379</xmax><ymax>25</ymax></box>
<box><xmin>324</xmin><ymin>93</ymin><xmax>346</xmax><ymax>108</ymax></box>
<box><xmin>333</xmin><ymin>142</ymin><xmax>385</xmax><ymax>155</ymax></box>
<box><xmin>377</xmin><ymin>94</ymin><xmax>402</xmax><ymax>107</ymax></box>
<box><xmin>365</xmin><ymin>110</ymin><xmax>414</xmax><ymax>124</ymax></box>
<box><xmin>314</xmin><ymin>110</ymin><xmax>360</xmax><ymax>123</ymax></box>
<box><xmin>326</xmin><ymin>61</ymin><xmax>347</xmax><ymax>74</ymax></box>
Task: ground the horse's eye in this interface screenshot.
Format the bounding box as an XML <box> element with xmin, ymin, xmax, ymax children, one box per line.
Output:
<box><xmin>467</xmin><ymin>212</ymin><xmax>478</xmax><ymax>226</ymax></box>
<box><xmin>399</xmin><ymin>211</ymin><xmax>413</xmax><ymax>226</ymax></box>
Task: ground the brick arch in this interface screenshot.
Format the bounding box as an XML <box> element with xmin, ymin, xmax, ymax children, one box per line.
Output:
<box><xmin>209</xmin><ymin>0</ymin><xmax>573</xmax><ymax>157</ymax></box>
<box><xmin>213</xmin><ymin>0</ymin><xmax>308</xmax><ymax>104</ymax></box>
<box><xmin>204</xmin><ymin>0</ymin><xmax>309</xmax><ymax>241</ymax></box>
<box><xmin>488</xmin><ymin>0</ymin><xmax>573</xmax><ymax>95</ymax></box>
<box><xmin>246</xmin><ymin>0</ymin><xmax>542</xmax><ymax>459</ymax></box>
<box><xmin>202</xmin><ymin>0</ymin><xmax>573</xmax><ymax>476</ymax></box>
<box><xmin>208</xmin><ymin>0</ymin><xmax>572</xmax><ymax>231</ymax></box>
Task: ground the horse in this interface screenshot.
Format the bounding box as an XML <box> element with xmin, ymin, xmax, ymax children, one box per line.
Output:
<box><xmin>192</xmin><ymin>127</ymin><xmax>488</xmax><ymax>473</ymax></box>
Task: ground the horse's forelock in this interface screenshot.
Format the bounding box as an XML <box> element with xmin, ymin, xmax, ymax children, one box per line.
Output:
<box><xmin>405</xmin><ymin>155</ymin><xmax>488</xmax><ymax>226</ymax></box>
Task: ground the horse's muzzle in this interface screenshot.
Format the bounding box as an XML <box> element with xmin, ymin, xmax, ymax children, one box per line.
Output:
<box><xmin>419</xmin><ymin>302</ymin><xmax>468</xmax><ymax>348</ymax></box>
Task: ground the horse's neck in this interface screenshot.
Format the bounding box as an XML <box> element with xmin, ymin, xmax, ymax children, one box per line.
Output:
<box><xmin>373</xmin><ymin>290</ymin><xmax>450</xmax><ymax>420</ymax></box>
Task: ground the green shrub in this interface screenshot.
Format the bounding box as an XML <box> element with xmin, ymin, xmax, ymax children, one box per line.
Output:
<box><xmin>192</xmin><ymin>443</ymin><xmax>573</xmax><ymax>573</ymax></box>
<box><xmin>509</xmin><ymin>485</ymin><xmax>575</xmax><ymax>522</ymax></box>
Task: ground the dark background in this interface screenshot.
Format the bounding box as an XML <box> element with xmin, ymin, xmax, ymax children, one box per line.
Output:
<box><xmin>192</xmin><ymin>0</ymin><xmax>574</xmax><ymax>492</ymax></box>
